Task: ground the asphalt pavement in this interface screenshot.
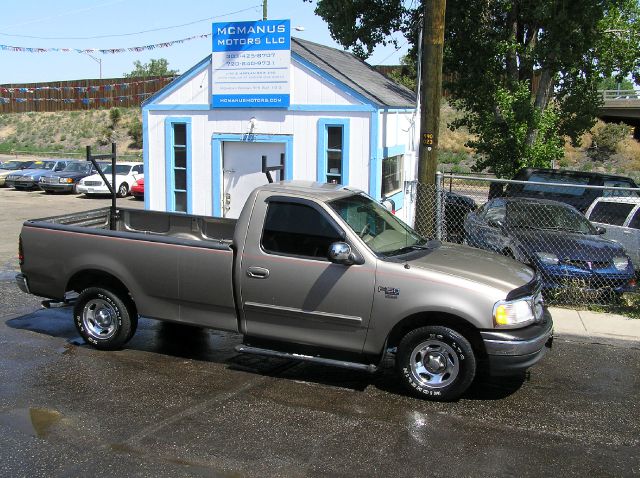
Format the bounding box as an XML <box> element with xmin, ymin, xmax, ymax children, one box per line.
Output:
<box><xmin>1</xmin><ymin>186</ymin><xmax>639</xmax><ymax>477</ymax></box>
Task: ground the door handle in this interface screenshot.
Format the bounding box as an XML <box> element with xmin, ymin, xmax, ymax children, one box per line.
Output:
<box><xmin>247</xmin><ymin>267</ymin><xmax>270</xmax><ymax>279</ymax></box>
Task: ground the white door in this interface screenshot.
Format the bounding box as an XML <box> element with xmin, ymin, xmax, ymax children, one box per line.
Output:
<box><xmin>222</xmin><ymin>141</ymin><xmax>286</xmax><ymax>218</ymax></box>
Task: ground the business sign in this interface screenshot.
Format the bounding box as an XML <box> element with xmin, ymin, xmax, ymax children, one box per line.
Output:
<box><xmin>211</xmin><ymin>19</ymin><xmax>290</xmax><ymax>108</ymax></box>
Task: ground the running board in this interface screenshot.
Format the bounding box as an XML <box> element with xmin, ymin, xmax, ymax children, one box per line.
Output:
<box><xmin>234</xmin><ymin>345</ymin><xmax>378</xmax><ymax>373</ymax></box>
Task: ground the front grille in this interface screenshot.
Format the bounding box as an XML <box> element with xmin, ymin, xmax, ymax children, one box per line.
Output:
<box><xmin>84</xmin><ymin>181</ymin><xmax>102</xmax><ymax>186</ymax></box>
<box><xmin>40</xmin><ymin>177</ymin><xmax>57</xmax><ymax>184</ymax></box>
<box><xmin>563</xmin><ymin>259</ymin><xmax>609</xmax><ymax>270</ymax></box>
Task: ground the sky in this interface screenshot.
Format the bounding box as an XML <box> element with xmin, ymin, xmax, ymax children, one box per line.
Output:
<box><xmin>0</xmin><ymin>0</ymin><xmax>410</xmax><ymax>84</ymax></box>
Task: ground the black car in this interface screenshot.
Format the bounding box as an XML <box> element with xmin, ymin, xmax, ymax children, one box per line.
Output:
<box><xmin>503</xmin><ymin>168</ymin><xmax>639</xmax><ymax>212</ymax></box>
<box><xmin>39</xmin><ymin>161</ymin><xmax>107</xmax><ymax>194</ymax></box>
<box><xmin>464</xmin><ymin>197</ymin><xmax>636</xmax><ymax>294</ymax></box>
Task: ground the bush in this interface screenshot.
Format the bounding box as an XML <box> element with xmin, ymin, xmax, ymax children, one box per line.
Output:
<box><xmin>109</xmin><ymin>108</ymin><xmax>122</xmax><ymax>129</ymax></box>
<box><xmin>128</xmin><ymin>117</ymin><xmax>143</xmax><ymax>149</ymax></box>
<box><xmin>589</xmin><ymin>122</ymin><xmax>632</xmax><ymax>161</ymax></box>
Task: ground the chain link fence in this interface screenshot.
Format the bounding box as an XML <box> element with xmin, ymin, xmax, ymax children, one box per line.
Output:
<box><xmin>407</xmin><ymin>173</ymin><xmax>640</xmax><ymax>307</ymax></box>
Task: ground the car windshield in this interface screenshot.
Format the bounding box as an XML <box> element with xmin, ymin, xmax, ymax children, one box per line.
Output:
<box><xmin>1</xmin><ymin>161</ymin><xmax>25</xmax><ymax>170</ymax></box>
<box><xmin>63</xmin><ymin>162</ymin><xmax>92</xmax><ymax>173</ymax></box>
<box><xmin>102</xmin><ymin>164</ymin><xmax>132</xmax><ymax>175</ymax></box>
<box><xmin>329</xmin><ymin>193</ymin><xmax>427</xmax><ymax>256</ymax></box>
<box><xmin>507</xmin><ymin>202</ymin><xmax>596</xmax><ymax>234</ymax></box>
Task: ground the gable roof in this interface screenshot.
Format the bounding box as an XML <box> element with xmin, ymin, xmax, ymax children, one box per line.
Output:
<box><xmin>291</xmin><ymin>37</ymin><xmax>415</xmax><ymax>108</ymax></box>
<box><xmin>143</xmin><ymin>37</ymin><xmax>416</xmax><ymax>109</ymax></box>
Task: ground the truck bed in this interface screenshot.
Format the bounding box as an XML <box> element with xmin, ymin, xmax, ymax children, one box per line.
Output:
<box><xmin>28</xmin><ymin>207</ymin><xmax>237</xmax><ymax>246</ymax></box>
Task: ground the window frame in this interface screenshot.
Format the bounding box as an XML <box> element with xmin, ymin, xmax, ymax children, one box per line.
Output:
<box><xmin>317</xmin><ymin>118</ymin><xmax>350</xmax><ymax>185</ymax></box>
<box><xmin>589</xmin><ymin>201</ymin><xmax>635</xmax><ymax>226</ymax></box>
<box><xmin>260</xmin><ymin>197</ymin><xmax>345</xmax><ymax>262</ymax></box>
<box><xmin>165</xmin><ymin>118</ymin><xmax>192</xmax><ymax>214</ymax></box>
<box><xmin>381</xmin><ymin>154</ymin><xmax>404</xmax><ymax>197</ymax></box>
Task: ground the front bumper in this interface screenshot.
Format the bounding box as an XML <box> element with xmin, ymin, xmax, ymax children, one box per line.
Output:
<box><xmin>14</xmin><ymin>179</ymin><xmax>38</xmax><ymax>189</ymax></box>
<box><xmin>77</xmin><ymin>184</ymin><xmax>109</xmax><ymax>195</ymax></box>
<box><xmin>481</xmin><ymin>309</ymin><xmax>553</xmax><ymax>376</ymax></box>
<box><xmin>39</xmin><ymin>183</ymin><xmax>75</xmax><ymax>192</ymax></box>
<box><xmin>538</xmin><ymin>263</ymin><xmax>636</xmax><ymax>294</ymax></box>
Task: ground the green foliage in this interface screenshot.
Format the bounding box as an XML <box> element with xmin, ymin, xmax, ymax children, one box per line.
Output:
<box><xmin>109</xmin><ymin>108</ymin><xmax>122</xmax><ymax>128</ymax></box>
<box><xmin>597</xmin><ymin>76</ymin><xmax>635</xmax><ymax>90</ymax></box>
<box><xmin>128</xmin><ymin>117</ymin><xmax>143</xmax><ymax>149</ymax></box>
<box><xmin>123</xmin><ymin>58</ymin><xmax>178</xmax><ymax>78</ymax></box>
<box><xmin>589</xmin><ymin>122</ymin><xmax>632</xmax><ymax>160</ymax></box>
<box><xmin>438</xmin><ymin>150</ymin><xmax>466</xmax><ymax>165</ymax></box>
<box><xmin>312</xmin><ymin>0</ymin><xmax>640</xmax><ymax>178</ymax></box>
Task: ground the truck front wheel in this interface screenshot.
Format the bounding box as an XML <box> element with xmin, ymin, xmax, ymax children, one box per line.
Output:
<box><xmin>73</xmin><ymin>287</ymin><xmax>137</xmax><ymax>350</ymax></box>
<box><xmin>396</xmin><ymin>326</ymin><xmax>476</xmax><ymax>401</ymax></box>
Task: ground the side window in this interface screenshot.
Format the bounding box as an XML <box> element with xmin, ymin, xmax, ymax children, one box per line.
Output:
<box><xmin>629</xmin><ymin>209</ymin><xmax>640</xmax><ymax>230</ymax></box>
<box><xmin>603</xmin><ymin>180</ymin><xmax>636</xmax><ymax>197</ymax></box>
<box><xmin>55</xmin><ymin>162</ymin><xmax>66</xmax><ymax>172</ymax></box>
<box><xmin>133</xmin><ymin>165</ymin><xmax>144</xmax><ymax>174</ymax></box>
<box><xmin>317</xmin><ymin>119</ymin><xmax>349</xmax><ymax>185</ymax></box>
<box><xmin>484</xmin><ymin>203</ymin><xmax>506</xmax><ymax>223</ymax></box>
<box><xmin>261</xmin><ymin>202</ymin><xmax>342</xmax><ymax>259</ymax></box>
<box><xmin>589</xmin><ymin>202</ymin><xmax>634</xmax><ymax>226</ymax></box>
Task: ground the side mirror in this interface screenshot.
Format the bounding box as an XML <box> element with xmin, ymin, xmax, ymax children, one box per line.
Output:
<box><xmin>595</xmin><ymin>226</ymin><xmax>606</xmax><ymax>235</ymax></box>
<box><xmin>328</xmin><ymin>242</ymin><xmax>355</xmax><ymax>265</ymax></box>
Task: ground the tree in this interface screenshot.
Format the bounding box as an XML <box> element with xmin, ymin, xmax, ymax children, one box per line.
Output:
<box><xmin>597</xmin><ymin>76</ymin><xmax>635</xmax><ymax>90</ymax></box>
<box><xmin>309</xmin><ymin>0</ymin><xmax>640</xmax><ymax>178</ymax></box>
<box><xmin>123</xmin><ymin>58</ymin><xmax>178</xmax><ymax>78</ymax></box>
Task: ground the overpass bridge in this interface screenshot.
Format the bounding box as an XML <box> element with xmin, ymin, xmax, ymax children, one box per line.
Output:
<box><xmin>598</xmin><ymin>89</ymin><xmax>640</xmax><ymax>138</ymax></box>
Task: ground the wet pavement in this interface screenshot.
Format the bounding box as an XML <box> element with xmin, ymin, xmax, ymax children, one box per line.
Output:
<box><xmin>1</xmin><ymin>277</ymin><xmax>639</xmax><ymax>477</ymax></box>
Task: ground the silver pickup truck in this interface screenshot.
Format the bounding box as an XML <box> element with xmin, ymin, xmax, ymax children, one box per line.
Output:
<box><xmin>16</xmin><ymin>181</ymin><xmax>553</xmax><ymax>401</ymax></box>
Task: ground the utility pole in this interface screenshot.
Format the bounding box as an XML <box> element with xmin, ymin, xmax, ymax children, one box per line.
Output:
<box><xmin>416</xmin><ymin>0</ymin><xmax>446</xmax><ymax>236</ymax></box>
<box><xmin>262</xmin><ymin>0</ymin><xmax>267</xmax><ymax>20</ymax></box>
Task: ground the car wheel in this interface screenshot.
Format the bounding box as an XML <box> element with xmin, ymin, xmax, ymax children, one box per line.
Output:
<box><xmin>396</xmin><ymin>325</ymin><xmax>476</xmax><ymax>401</ymax></box>
<box><xmin>117</xmin><ymin>183</ymin><xmax>129</xmax><ymax>198</ymax></box>
<box><xmin>73</xmin><ymin>287</ymin><xmax>137</xmax><ymax>350</ymax></box>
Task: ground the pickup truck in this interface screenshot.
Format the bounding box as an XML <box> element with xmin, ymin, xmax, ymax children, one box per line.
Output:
<box><xmin>16</xmin><ymin>181</ymin><xmax>553</xmax><ymax>401</ymax></box>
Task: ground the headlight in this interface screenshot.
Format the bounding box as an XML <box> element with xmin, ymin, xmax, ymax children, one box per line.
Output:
<box><xmin>59</xmin><ymin>178</ymin><xmax>74</xmax><ymax>183</ymax></box>
<box><xmin>493</xmin><ymin>297</ymin><xmax>538</xmax><ymax>328</ymax></box>
<box><xmin>613</xmin><ymin>256</ymin><xmax>629</xmax><ymax>271</ymax></box>
<box><xmin>535</xmin><ymin>252</ymin><xmax>559</xmax><ymax>265</ymax></box>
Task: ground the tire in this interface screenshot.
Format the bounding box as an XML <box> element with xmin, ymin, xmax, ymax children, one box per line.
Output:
<box><xmin>73</xmin><ymin>287</ymin><xmax>137</xmax><ymax>350</ymax></box>
<box><xmin>396</xmin><ymin>325</ymin><xmax>476</xmax><ymax>401</ymax></box>
<box><xmin>117</xmin><ymin>183</ymin><xmax>129</xmax><ymax>198</ymax></box>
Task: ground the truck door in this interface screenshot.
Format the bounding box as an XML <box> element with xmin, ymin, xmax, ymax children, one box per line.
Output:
<box><xmin>239</xmin><ymin>196</ymin><xmax>375</xmax><ymax>353</ymax></box>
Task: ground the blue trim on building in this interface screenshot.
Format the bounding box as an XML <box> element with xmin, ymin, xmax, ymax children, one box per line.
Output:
<box><xmin>145</xmin><ymin>104</ymin><xmax>210</xmax><ymax>111</ymax></box>
<box><xmin>289</xmin><ymin>104</ymin><xmax>375</xmax><ymax>112</ymax></box>
<box><xmin>380</xmin><ymin>108</ymin><xmax>415</xmax><ymax>112</ymax></box>
<box><xmin>316</xmin><ymin>118</ymin><xmax>350</xmax><ymax>185</ymax></box>
<box><xmin>292</xmin><ymin>52</ymin><xmax>377</xmax><ymax>108</ymax></box>
<box><xmin>385</xmin><ymin>190</ymin><xmax>405</xmax><ymax>211</ymax></box>
<box><xmin>164</xmin><ymin>117</ymin><xmax>193</xmax><ymax>214</ymax></box>
<box><xmin>211</xmin><ymin>133</ymin><xmax>294</xmax><ymax>217</ymax></box>
<box><xmin>142</xmin><ymin>56</ymin><xmax>210</xmax><ymax>106</ymax></box>
<box><xmin>382</xmin><ymin>144</ymin><xmax>406</xmax><ymax>158</ymax></box>
<box><xmin>369</xmin><ymin>111</ymin><xmax>381</xmax><ymax>200</ymax></box>
<box><xmin>142</xmin><ymin>108</ymin><xmax>150</xmax><ymax>210</ymax></box>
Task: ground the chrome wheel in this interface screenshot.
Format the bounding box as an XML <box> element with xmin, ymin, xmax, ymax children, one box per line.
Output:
<box><xmin>82</xmin><ymin>298</ymin><xmax>118</xmax><ymax>340</ymax></box>
<box><xmin>409</xmin><ymin>340</ymin><xmax>460</xmax><ymax>389</ymax></box>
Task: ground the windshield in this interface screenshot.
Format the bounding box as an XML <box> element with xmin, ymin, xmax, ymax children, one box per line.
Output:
<box><xmin>507</xmin><ymin>202</ymin><xmax>596</xmax><ymax>234</ymax></box>
<box><xmin>102</xmin><ymin>164</ymin><xmax>132</xmax><ymax>175</ymax></box>
<box><xmin>63</xmin><ymin>162</ymin><xmax>92</xmax><ymax>173</ymax></box>
<box><xmin>329</xmin><ymin>194</ymin><xmax>426</xmax><ymax>256</ymax></box>
<box><xmin>1</xmin><ymin>161</ymin><xmax>25</xmax><ymax>170</ymax></box>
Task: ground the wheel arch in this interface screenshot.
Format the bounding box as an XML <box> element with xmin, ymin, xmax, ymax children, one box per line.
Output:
<box><xmin>385</xmin><ymin>311</ymin><xmax>487</xmax><ymax>359</ymax></box>
<box><xmin>66</xmin><ymin>269</ymin><xmax>135</xmax><ymax>311</ymax></box>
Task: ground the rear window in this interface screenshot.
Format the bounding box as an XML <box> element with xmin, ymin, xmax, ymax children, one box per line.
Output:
<box><xmin>522</xmin><ymin>173</ymin><xmax>590</xmax><ymax>197</ymax></box>
<box><xmin>602</xmin><ymin>179</ymin><xmax>639</xmax><ymax>197</ymax></box>
<box><xmin>589</xmin><ymin>202</ymin><xmax>635</xmax><ymax>226</ymax></box>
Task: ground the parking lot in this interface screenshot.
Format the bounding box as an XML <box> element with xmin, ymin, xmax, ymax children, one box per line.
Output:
<box><xmin>1</xmin><ymin>187</ymin><xmax>639</xmax><ymax>477</ymax></box>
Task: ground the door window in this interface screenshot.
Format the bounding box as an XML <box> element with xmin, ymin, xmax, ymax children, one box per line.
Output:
<box><xmin>629</xmin><ymin>209</ymin><xmax>640</xmax><ymax>230</ymax></box>
<box><xmin>589</xmin><ymin>202</ymin><xmax>634</xmax><ymax>226</ymax></box>
<box><xmin>261</xmin><ymin>202</ymin><xmax>342</xmax><ymax>259</ymax></box>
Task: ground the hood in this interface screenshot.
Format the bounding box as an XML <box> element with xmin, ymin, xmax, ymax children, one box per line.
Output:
<box><xmin>10</xmin><ymin>168</ymin><xmax>51</xmax><ymax>177</ymax></box>
<box><xmin>405</xmin><ymin>243</ymin><xmax>535</xmax><ymax>293</ymax></box>
<box><xmin>511</xmin><ymin>229</ymin><xmax>625</xmax><ymax>260</ymax></box>
<box><xmin>43</xmin><ymin>171</ymin><xmax>89</xmax><ymax>180</ymax></box>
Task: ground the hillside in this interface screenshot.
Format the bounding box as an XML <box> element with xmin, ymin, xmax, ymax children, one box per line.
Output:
<box><xmin>0</xmin><ymin>106</ymin><xmax>638</xmax><ymax>179</ymax></box>
<box><xmin>0</xmin><ymin>108</ymin><xmax>142</xmax><ymax>160</ymax></box>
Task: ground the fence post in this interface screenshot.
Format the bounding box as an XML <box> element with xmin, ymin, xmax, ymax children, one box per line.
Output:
<box><xmin>435</xmin><ymin>171</ymin><xmax>443</xmax><ymax>241</ymax></box>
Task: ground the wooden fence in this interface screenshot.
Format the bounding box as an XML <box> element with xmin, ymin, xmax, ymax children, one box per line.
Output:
<box><xmin>0</xmin><ymin>75</ymin><xmax>176</xmax><ymax>114</ymax></box>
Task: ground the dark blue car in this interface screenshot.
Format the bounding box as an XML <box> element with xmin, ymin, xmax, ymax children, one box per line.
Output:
<box><xmin>464</xmin><ymin>197</ymin><xmax>636</xmax><ymax>295</ymax></box>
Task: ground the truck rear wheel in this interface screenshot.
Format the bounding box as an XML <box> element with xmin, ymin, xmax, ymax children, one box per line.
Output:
<box><xmin>396</xmin><ymin>326</ymin><xmax>476</xmax><ymax>401</ymax></box>
<box><xmin>73</xmin><ymin>287</ymin><xmax>137</xmax><ymax>350</ymax></box>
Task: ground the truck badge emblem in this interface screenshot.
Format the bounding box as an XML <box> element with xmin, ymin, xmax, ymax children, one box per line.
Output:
<box><xmin>378</xmin><ymin>286</ymin><xmax>400</xmax><ymax>299</ymax></box>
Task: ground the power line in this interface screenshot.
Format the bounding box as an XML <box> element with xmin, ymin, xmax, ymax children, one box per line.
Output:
<box><xmin>375</xmin><ymin>40</ymin><xmax>408</xmax><ymax>65</ymax></box>
<box><xmin>0</xmin><ymin>5</ymin><xmax>262</xmax><ymax>40</ymax></box>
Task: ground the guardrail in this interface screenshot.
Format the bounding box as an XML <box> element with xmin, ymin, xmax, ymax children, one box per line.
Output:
<box><xmin>600</xmin><ymin>89</ymin><xmax>640</xmax><ymax>101</ymax></box>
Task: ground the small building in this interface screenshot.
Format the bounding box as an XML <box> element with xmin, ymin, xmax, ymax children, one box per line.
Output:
<box><xmin>142</xmin><ymin>37</ymin><xmax>417</xmax><ymax>220</ymax></box>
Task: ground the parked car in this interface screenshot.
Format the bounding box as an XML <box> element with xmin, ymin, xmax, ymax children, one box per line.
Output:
<box><xmin>39</xmin><ymin>161</ymin><xmax>107</xmax><ymax>194</ymax></box>
<box><xmin>131</xmin><ymin>177</ymin><xmax>144</xmax><ymax>200</ymax></box>
<box><xmin>5</xmin><ymin>159</ymin><xmax>69</xmax><ymax>189</ymax></box>
<box><xmin>585</xmin><ymin>197</ymin><xmax>640</xmax><ymax>273</ymax></box>
<box><xmin>504</xmin><ymin>168</ymin><xmax>639</xmax><ymax>212</ymax></box>
<box><xmin>444</xmin><ymin>191</ymin><xmax>477</xmax><ymax>243</ymax></box>
<box><xmin>464</xmin><ymin>197</ymin><xmax>636</xmax><ymax>295</ymax></box>
<box><xmin>17</xmin><ymin>182</ymin><xmax>553</xmax><ymax>401</ymax></box>
<box><xmin>76</xmin><ymin>162</ymin><xmax>144</xmax><ymax>197</ymax></box>
<box><xmin>0</xmin><ymin>160</ymin><xmax>39</xmax><ymax>187</ymax></box>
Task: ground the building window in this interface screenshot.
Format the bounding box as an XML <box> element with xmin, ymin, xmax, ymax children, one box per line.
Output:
<box><xmin>167</xmin><ymin>119</ymin><xmax>191</xmax><ymax>212</ymax></box>
<box><xmin>317</xmin><ymin>119</ymin><xmax>349</xmax><ymax>185</ymax></box>
<box><xmin>382</xmin><ymin>155</ymin><xmax>403</xmax><ymax>197</ymax></box>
